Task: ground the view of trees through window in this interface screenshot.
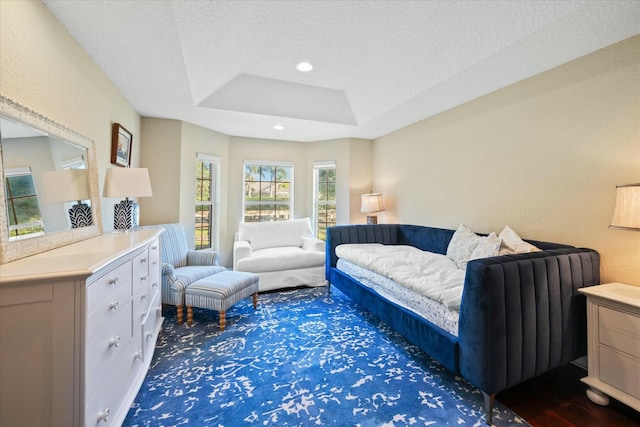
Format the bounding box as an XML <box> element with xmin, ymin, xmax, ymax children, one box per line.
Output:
<box><xmin>195</xmin><ymin>156</ymin><xmax>217</xmax><ymax>250</ymax></box>
<box><xmin>243</xmin><ymin>163</ymin><xmax>292</xmax><ymax>222</ymax></box>
<box><xmin>5</xmin><ymin>170</ymin><xmax>44</xmax><ymax>238</ymax></box>
<box><xmin>315</xmin><ymin>166</ymin><xmax>336</xmax><ymax>240</ymax></box>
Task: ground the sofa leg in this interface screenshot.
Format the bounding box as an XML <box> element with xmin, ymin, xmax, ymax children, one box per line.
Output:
<box><xmin>483</xmin><ymin>392</ymin><xmax>495</xmax><ymax>425</ymax></box>
<box><xmin>252</xmin><ymin>292</ymin><xmax>258</xmax><ymax>309</ymax></box>
<box><xmin>176</xmin><ymin>304</ymin><xmax>184</xmax><ymax>325</ymax></box>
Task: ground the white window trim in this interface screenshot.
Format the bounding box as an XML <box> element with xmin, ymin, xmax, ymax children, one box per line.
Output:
<box><xmin>196</xmin><ymin>153</ymin><xmax>221</xmax><ymax>250</ymax></box>
<box><xmin>242</xmin><ymin>160</ymin><xmax>294</xmax><ymax>221</ymax></box>
<box><xmin>312</xmin><ymin>161</ymin><xmax>336</xmax><ymax>237</ymax></box>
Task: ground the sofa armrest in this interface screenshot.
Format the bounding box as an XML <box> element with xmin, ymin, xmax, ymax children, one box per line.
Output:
<box><xmin>458</xmin><ymin>247</ymin><xmax>600</xmax><ymax>396</ymax></box>
<box><xmin>302</xmin><ymin>236</ymin><xmax>325</xmax><ymax>252</ymax></box>
<box><xmin>187</xmin><ymin>250</ymin><xmax>220</xmax><ymax>266</ymax></box>
<box><xmin>233</xmin><ymin>240</ymin><xmax>253</xmax><ymax>270</ymax></box>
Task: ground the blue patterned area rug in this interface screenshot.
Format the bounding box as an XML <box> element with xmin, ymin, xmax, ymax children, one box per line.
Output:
<box><xmin>124</xmin><ymin>286</ymin><xmax>529</xmax><ymax>427</ymax></box>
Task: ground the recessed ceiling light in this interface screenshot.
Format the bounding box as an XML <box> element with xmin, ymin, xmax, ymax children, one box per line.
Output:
<box><xmin>296</xmin><ymin>61</ymin><xmax>313</xmax><ymax>72</ymax></box>
<box><xmin>273</xmin><ymin>124</ymin><xmax>284</xmax><ymax>130</ymax></box>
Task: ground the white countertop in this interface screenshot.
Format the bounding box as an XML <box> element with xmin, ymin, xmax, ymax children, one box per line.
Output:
<box><xmin>0</xmin><ymin>228</ymin><xmax>162</xmax><ymax>284</ymax></box>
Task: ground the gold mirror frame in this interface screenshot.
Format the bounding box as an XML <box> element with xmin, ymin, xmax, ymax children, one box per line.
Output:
<box><xmin>0</xmin><ymin>96</ymin><xmax>102</xmax><ymax>263</ymax></box>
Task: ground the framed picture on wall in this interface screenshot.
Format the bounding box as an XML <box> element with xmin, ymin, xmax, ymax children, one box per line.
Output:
<box><xmin>111</xmin><ymin>123</ymin><xmax>132</xmax><ymax>167</ymax></box>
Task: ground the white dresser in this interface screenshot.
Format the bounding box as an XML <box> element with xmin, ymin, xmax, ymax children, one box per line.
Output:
<box><xmin>579</xmin><ymin>282</ymin><xmax>640</xmax><ymax>412</ymax></box>
<box><xmin>0</xmin><ymin>229</ymin><xmax>164</xmax><ymax>427</ymax></box>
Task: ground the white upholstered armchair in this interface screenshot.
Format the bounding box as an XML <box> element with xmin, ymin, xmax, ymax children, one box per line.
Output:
<box><xmin>233</xmin><ymin>218</ymin><xmax>327</xmax><ymax>292</ymax></box>
<box><xmin>141</xmin><ymin>223</ymin><xmax>226</xmax><ymax>323</ymax></box>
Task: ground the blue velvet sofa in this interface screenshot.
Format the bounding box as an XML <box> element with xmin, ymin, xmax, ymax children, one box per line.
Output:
<box><xmin>326</xmin><ymin>224</ymin><xmax>600</xmax><ymax>424</ymax></box>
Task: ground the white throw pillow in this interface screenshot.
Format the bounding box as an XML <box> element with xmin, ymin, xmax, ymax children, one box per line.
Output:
<box><xmin>469</xmin><ymin>232</ymin><xmax>502</xmax><ymax>262</ymax></box>
<box><xmin>498</xmin><ymin>225</ymin><xmax>540</xmax><ymax>255</ymax></box>
<box><xmin>447</xmin><ymin>224</ymin><xmax>485</xmax><ymax>270</ymax></box>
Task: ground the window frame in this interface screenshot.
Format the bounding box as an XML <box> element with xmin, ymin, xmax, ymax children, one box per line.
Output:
<box><xmin>242</xmin><ymin>160</ymin><xmax>294</xmax><ymax>222</ymax></box>
<box><xmin>312</xmin><ymin>161</ymin><xmax>336</xmax><ymax>240</ymax></box>
<box><xmin>4</xmin><ymin>166</ymin><xmax>45</xmax><ymax>240</ymax></box>
<box><xmin>195</xmin><ymin>153</ymin><xmax>220</xmax><ymax>250</ymax></box>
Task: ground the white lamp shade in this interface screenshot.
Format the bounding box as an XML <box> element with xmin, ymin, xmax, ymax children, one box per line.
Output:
<box><xmin>361</xmin><ymin>192</ymin><xmax>384</xmax><ymax>213</ymax></box>
<box><xmin>39</xmin><ymin>169</ymin><xmax>90</xmax><ymax>204</ymax></box>
<box><xmin>610</xmin><ymin>183</ymin><xmax>640</xmax><ymax>231</ymax></box>
<box><xmin>103</xmin><ymin>167</ymin><xmax>153</xmax><ymax>198</ymax></box>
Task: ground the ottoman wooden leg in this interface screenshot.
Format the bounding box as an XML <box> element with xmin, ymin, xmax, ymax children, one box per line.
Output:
<box><xmin>253</xmin><ymin>292</ymin><xmax>258</xmax><ymax>309</ymax></box>
<box><xmin>219</xmin><ymin>311</ymin><xmax>226</xmax><ymax>331</ymax></box>
<box><xmin>176</xmin><ymin>305</ymin><xmax>184</xmax><ymax>325</ymax></box>
<box><xmin>187</xmin><ymin>306</ymin><xmax>194</xmax><ymax>326</ymax></box>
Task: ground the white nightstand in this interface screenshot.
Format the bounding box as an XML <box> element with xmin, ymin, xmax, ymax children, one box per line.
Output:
<box><xmin>578</xmin><ymin>282</ymin><xmax>640</xmax><ymax>412</ymax></box>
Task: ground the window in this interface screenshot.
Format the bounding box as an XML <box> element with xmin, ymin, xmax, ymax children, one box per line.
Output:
<box><xmin>243</xmin><ymin>161</ymin><xmax>293</xmax><ymax>222</ymax></box>
<box><xmin>195</xmin><ymin>153</ymin><xmax>220</xmax><ymax>250</ymax></box>
<box><xmin>313</xmin><ymin>161</ymin><xmax>336</xmax><ymax>240</ymax></box>
<box><xmin>4</xmin><ymin>167</ymin><xmax>44</xmax><ymax>239</ymax></box>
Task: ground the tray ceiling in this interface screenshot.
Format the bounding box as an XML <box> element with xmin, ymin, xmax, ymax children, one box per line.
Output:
<box><xmin>44</xmin><ymin>1</ymin><xmax>640</xmax><ymax>142</ymax></box>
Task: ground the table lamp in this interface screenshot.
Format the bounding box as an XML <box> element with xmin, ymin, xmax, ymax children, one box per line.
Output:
<box><xmin>361</xmin><ymin>192</ymin><xmax>385</xmax><ymax>224</ymax></box>
<box><xmin>40</xmin><ymin>169</ymin><xmax>92</xmax><ymax>228</ymax></box>
<box><xmin>103</xmin><ymin>167</ymin><xmax>153</xmax><ymax>231</ymax></box>
<box><xmin>609</xmin><ymin>183</ymin><xmax>640</xmax><ymax>231</ymax></box>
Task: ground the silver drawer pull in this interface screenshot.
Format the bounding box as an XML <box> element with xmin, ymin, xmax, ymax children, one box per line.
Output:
<box><xmin>140</xmin><ymin>275</ymin><xmax>147</xmax><ymax>281</ymax></box>
<box><xmin>108</xmin><ymin>277</ymin><xmax>119</xmax><ymax>285</ymax></box>
<box><xmin>141</xmin><ymin>293</ymin><xmax>147</xmax><ymax>300</ymax></box>
<box><xmin>152</xmin><ymin>245</ymin><xmax>158</xmax><ymax>250</ymax></box>
<box><xmin>140</xmin><ymin>258</ymin><xmax>147</xmax><ymax>263</ymax></box>
<box><xmin>109</xmin><ymin>301</ymin><xmax>119</xmax><ymax>310</ymax></box>
<box><xmin>152</xmin><ymin>282</ymin><xmax>158</xmax><ymax>288</ymax></box>
<box><xmin>109</xmin><ymin>336</ymin><xmax>120</xmax><ymax>348</ymax></box>
<box><xmin>146</xmin><ymin>331</ymin><xmax>153</xmax><ymax>340</ymax></box>
<box><xmin>97</xmin><ymin>408</ymin><xmax>110</xmax><ymax>422</ymax></box>
<box><xmin>134</xmin><ymin>351</ymin><xmax>144</xmax><ymax>361</ymax></box>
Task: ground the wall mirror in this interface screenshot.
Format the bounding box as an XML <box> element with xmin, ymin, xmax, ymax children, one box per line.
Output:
<box><xmin>0</xmin><ymin>96</ymin><xmax>102</xmax><ymax>263</ymax></box>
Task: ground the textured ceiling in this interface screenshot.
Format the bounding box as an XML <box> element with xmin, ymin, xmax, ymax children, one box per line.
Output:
<box><xmin>43</xmin><ymin>1</ymin><xmax>640</xmax><ymax>142</ymax></box>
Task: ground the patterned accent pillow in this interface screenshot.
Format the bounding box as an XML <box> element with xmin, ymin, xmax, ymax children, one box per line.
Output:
<box><xmin>446</xmin><ymin>224</ymin><xmax>485</xmax><ymax>270</ymax></box>
<box><xmin>469</xmin><ymin>232</ymin><xmax>502</xmax><ymax>263</ymax></box>
<box><xmin>498</xmin><ymin>225</ymin><xmax>540</xmax><ymax>255</ymax></box>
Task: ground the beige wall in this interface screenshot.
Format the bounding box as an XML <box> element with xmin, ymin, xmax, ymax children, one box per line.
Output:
<box><xmin>374</xmin><ymin>36</ymin><xmax>640</xmax><ymax>285</ymax></box>
<box><xmin>139</xmin><ymin>118</ymin><xmax>182</xmax><ymax>224</ymax></box>
<box><xmin>0</xmin><ymin>0</ymin><xmax>141</xmax><ymax>232</ymax></box>
<box><xmin>179</xmin><ymin>122</ymin><xmax>230</xmax><ymax>259</ymax></box>
<box><xmin>306</xmin><ymin>138</ymin><xmax>374</xmax><ymax>225</ymax></box>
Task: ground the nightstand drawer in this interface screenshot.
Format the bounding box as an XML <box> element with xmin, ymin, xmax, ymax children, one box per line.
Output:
<box><xmin>599</xmin><ymin>306</ymin><xmax>640</xmax><ymax>357</ymax></box>
<box><xmin>600</xmin><ymin>346</ymin><xmax>640</xmax><ymax>398</ymax></box>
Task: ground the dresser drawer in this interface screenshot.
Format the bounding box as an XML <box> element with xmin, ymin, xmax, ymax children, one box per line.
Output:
<box><xmin>132</xmin><ymin>250</ymin><xmax>150</xmax><ymax>298</ymax></box>
<box><xmin>599</xmin><ymin>306</ymin><xmax>640</xmax><ymax>358</ymax></box>
<box><xmin>85</xmin><ymin>301</ymin><xmax>133</xmax><ymax>398</ymax></box>
<box><xmin>148</xmin><ymin>239</ymin><xmax>160</xmax><ymax>286</ymax></box>
<box><xmin>87</xmin><ymin>261</ymin><xmax>131</xmax><ymax>314</ymax></box>
<box><xmin>85</xmin><ymin>339</ymin><xmax>142</xmax><ymax>427</ymax></box>
<box><xmin>87</xmin><ymin>273</ymin><xmax>132</xmax><ymax>343</ymax></box>
<box><xmin>141</xmin><ymin>291</ymin><xmax>163</xmax><ymax>366</ymax></box>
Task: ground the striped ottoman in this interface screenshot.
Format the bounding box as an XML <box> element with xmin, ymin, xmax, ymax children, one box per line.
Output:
<box><xmin>184</xmin><ymin>271</ymin><xmax>259</xmax><ymax>330</ymax></box>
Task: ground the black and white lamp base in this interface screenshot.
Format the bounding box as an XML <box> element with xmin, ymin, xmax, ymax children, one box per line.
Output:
<box><xmin>113</xmin><ymin>198</ymin><xmax>140</xmax><ymax>231</ymax></box>
<box><xmin>68</xmin><ymin>202</ymin><xmax>93</xmax><ymax>228</ymax></box>
<box><xmin>366</xmin><ymin>215</ymin><xmax>378</xmax><ymax>225</ymax></box>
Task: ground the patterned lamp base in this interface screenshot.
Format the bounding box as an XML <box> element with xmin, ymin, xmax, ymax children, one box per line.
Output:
<box><xmin>113</xmin><ymin>199</ymin><xmax>140</xmax><ymax>231</ymax></box>
<box><xmin>366</xmin><ymin>215</ymin><xmax>378</xmax><ymax>224</ymax></box>
<box><xmin>69</xmin><ymin>202</ymin><xmax>93</xmax><ymax>228</ymax></box>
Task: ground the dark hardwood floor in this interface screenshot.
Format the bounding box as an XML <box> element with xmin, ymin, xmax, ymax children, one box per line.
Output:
<box><xmin>496</xmin><ymin>363</ymin><xmax>640</xmax><ymax>426</ymax></box>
